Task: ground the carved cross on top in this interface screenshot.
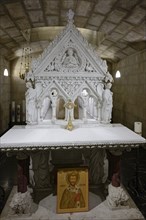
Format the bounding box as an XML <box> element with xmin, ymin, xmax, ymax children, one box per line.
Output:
<box><xmin>67</xmin><ymin>9</ymin><xmax>74</xmax><ymax>24</ymax></box>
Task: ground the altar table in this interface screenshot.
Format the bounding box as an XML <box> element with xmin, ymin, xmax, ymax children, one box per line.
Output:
<box><xmin>0</xmin><ymin>123</ymin><xmax>146</xmax><ymax>203</ymax></box>
<box><xmin>0</xmin><ymin>124</ymin><xmax>145</xmax><ymax>151</ymax></box>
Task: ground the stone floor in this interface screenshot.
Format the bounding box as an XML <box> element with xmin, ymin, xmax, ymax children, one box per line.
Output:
<box><xmin>0</xmin><ymin>154</ymin><xmax>17</xmax><ymax>213</ymax></box>
<box><xmin>121</xmin><ymin>148</ymin><xmax>146</xmax><ymax>218</ymax></box>
<box><xmin>0</xmin><ymin>148</ymin><xmax>146</xmax><ymax>219</ymax></box>
<box><xmin>0</xmin><ymin>186</ymin><xmax>144</xmax><ymax>220</ymax></box>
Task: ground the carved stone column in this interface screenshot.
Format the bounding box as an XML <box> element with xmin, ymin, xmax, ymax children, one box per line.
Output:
<box><xmin>107</xmin><ymin>149</ymin><xmax>123</xmax><ymax>183</ymax></box>
<box><xmin>65</xmin><ymin>108</ymin><xmax>68</xmax><ymax>120</ymax></box>
<box><xmin>16</xmin><ymin>152</ymin><xmax>29</xmax><ymax>193</ymax></box>
<box><xmin>82</xmin><ymin>148</ymin><xmax>105</xmax><ymax>192</ymax></box>
<box><xmin>97</xmin><ymin>102</ymin><xmax>101</xmax><ymax>122</ymax></box>
<box><xmin>93</xmin><ymin>102</ymin><xmax>98</xmax><ymax>119</ymax></box>
<box><xmin>51</xmin><ymin>102</ymin><xmax>57</xmax><ymax>121</ymax></box>
<box><xmin>31</xmin><ymin>151</ymin><xmax>50</xmax><ymax>203</ymax></box>
<box><xmin>83</xmin><ymin>104</ymin><xmax>87</xmax><ymax>121</ymax></box>
<box><xmin>37</xmin><ymin>107</ymin><xmax>41</xmax><ymax>123</ymax></box>
<box><xmin>89</xmin><ymin>148</ymin><xmax>105</xmax><ymax>185</ymax></box>
<box><xmin>82</xmin><ymin>94</ymin><xmax>89</xmax><ymax>121</ymax></box>
<box><xmin>51</xmin><ymin>89</ymin><xmax>58</xmax><ymax>122</ymax></box>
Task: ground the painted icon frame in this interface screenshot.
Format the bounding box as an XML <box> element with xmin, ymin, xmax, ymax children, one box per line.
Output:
<box><xmin>57</xmin><ymin>167</ymin><xmax>88</xmax><ymax>213</ymax></box>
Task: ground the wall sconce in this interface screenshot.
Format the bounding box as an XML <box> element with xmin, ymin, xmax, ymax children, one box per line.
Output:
<box><xmin>4</xmin><ymin>68</ymin><xmax>9</xmax><ymax>76</ymax></box>
<box><xmin>3</xmin><ymin>58</ymin><xmax>9</xmax><ymax>76</ymax></box>
<box><xmin>115</xmin><ymin>70</ymin><xmax>121</xmax><ymax>78</ymax></box>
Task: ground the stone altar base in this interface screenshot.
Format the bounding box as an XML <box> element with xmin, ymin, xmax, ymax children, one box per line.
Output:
<box><xmin>0</xmin><ymin>186</ymin><xmax>144</xmax><ymax>220</ymax></box>
<box><xmin>33</xmin><ymin>187</ymin><xmax>53</xmax><ymax>204</ymax></box>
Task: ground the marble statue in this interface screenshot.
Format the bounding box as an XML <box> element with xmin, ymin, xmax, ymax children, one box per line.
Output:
<box><xmin>106</xmin><ymin>183</ymin><xmax>129</xmax><ymax>208</ymax></box>
<box><xmin>101</xmin><ymin>82</ymin><xmax>113</xmax><ymax>123</ymax></box>
<box><xmin>25</xmin><ymin>81</ymin><xmax>37</xmax><ymax>124</ymax></box>
<box><xmin>106</xmin><ymin>172</ymin><xmax>129</xmax><ymax>208</ymax></box>
<box><xmin>10</xmin><ymin>191</ymin><xmax>32</xmax><ymax>214</ymax></box>
<box><xmin>62</xmin><ymin>48</ymin><xmax>79</xmax><ymax>68</ymax></box>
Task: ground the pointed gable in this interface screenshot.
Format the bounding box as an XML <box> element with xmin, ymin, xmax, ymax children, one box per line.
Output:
<box><xmin>28</xmin><ymin>10</ymin><xmax>110</xmax><ymax>80</ymax></box>
<box><xmin>25</xmin><ymin>10</ymin><xmax>114</xmax><ymax>125</ymax></box>
<box><xmin>26</xmin><ymin>9</ymin><xmax>113</xmax><ymax>102</ymax></box>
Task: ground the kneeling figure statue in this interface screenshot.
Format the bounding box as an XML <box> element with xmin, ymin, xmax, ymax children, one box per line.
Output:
<box><xmin>106</xmin><ymin>173</ymin><xmax>129</xmax><ymax>208</ymax></box>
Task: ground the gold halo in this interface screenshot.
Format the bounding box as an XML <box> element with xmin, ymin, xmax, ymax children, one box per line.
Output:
<box><xmin>66</xmin><ymin>171</ymin><xmax>80</xmax><ymax>184</ymax></box>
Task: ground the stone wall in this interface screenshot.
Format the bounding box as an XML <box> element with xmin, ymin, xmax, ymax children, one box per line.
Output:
<box><xmin>112</xmin><ymin>49</ymin><xmax>146</xmax><ymax>138</ymax></box>
<box><xmin>0</xmin><ymin>56</ymin><xmax>10</xmax><ymax>135</ymax></box>
<box><xmin>11</xmin><ymin>57</ymin><xmax>26</xmax><ymax>124</ymax></box>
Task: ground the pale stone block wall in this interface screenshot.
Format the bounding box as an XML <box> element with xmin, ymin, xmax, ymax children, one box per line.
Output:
<box><xmin>11</xmin><ymin>57</ymin><xmax>26</xmax><ymax>117</ymax></box>
<box><xmin>112</xmin><ymin>50</ymin><xmax>146</xmax><ymax>138</ymax></box>
<box><xmin>0</xmin><ymin>56</ymin><xmax>10</xmax><ymax>135</ymax></box>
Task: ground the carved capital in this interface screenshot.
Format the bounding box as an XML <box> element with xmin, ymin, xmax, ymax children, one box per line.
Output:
<box><xmin>109</xmin><ymin>149</ymin><xmax>123</xmax><ymax>156</ymax></box>
<box><xmin>16</xmin><ymin>152</ymin><xmax>29</xmax><ymax>160</ymax></box>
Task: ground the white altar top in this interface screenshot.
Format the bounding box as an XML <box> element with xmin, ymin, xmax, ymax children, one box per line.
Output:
<box><xmin>0</xmin><ymin>124</ymin><xmax>145</xmax><ymax>151</ymax></box>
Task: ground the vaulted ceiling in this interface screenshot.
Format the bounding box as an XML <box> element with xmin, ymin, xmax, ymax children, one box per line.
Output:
<box><xmin>0</xmin><ymin>0</ymin><xmax>146</xmax><ymax>62</ymax></box>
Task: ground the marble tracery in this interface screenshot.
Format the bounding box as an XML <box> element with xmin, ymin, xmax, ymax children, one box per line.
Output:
<box><xmin>25</xmin><ymin>9</ymin><xmax>113</xmax><ymax>126</ymax></box>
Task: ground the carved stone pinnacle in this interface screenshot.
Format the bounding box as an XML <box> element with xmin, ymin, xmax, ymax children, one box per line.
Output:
<box><xmin>67</xmin><ymin>9</ymin><xmax>74</xmax><ymax>24</ymax></box>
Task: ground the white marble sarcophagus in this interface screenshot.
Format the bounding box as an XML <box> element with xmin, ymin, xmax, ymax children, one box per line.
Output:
<box><xmin>25</xmin><ymin>9</ymin><xmax>113</xmax><ymax>127</ymax></box>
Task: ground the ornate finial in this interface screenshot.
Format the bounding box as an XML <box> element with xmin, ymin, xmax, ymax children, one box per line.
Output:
<box><xmin>67</xmin><ymin>9</ymin><xmax>74</xmax><ymax>24</ymax></box>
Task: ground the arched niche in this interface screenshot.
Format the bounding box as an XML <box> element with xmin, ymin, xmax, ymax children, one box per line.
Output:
<box><xmin>56</xmin><ymin>96</ymin><xmax>65</xmax><ymax>120</ymax></box>
<box><xmin>40</xmin><ymin>96</ymin><xmax>52</xmax><ymax>120</ymax></box>
<box><xmin>87</xmin><ymin>95</ymin><xmax>98</xmax><ymax>119</ymax></box>
<box><xmin>76</xmin><ymin>88</ymin><xmax>100</xmax><ymax>120</ymax></box>
<box><xmin>74</xmin><ymin>98</ymin><xmax>79</xmax><ymax>119</ymax></box>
